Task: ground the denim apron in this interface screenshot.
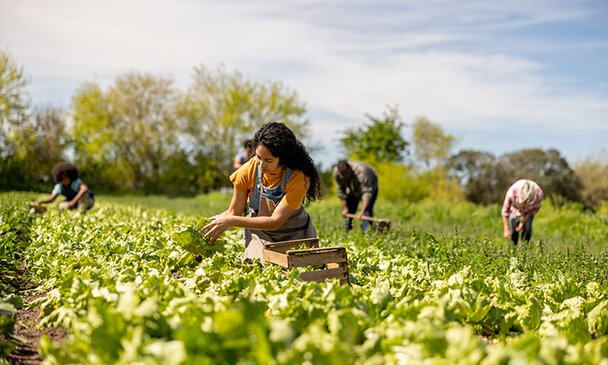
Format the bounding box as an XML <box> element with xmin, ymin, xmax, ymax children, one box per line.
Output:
<box><xmin>243</xmin><ymin>165</ymin><xmax>316</xmax><ymax>263</ymax></box>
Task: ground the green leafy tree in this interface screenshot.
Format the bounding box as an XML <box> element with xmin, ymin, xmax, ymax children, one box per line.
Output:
<box><xmin>447</xmin><ymin>150</ymin><xmax>509</xmax><ymax>205</ymax></box>
<box><xmin>1</xmin><ymin>106</ymin><xmax>67</xmax><ymax>191</ymax></box>
<box><xmin>71</xmin><ymin>66</ymin><xmax>308</xmax><ymax>194</ymax></box>
<box><xmin>340</xmin><ymin>105</ymin><xmax>408</xmax><ymax>163</ymax></box>
<box><xmin>177</xmin><ymin>64</ymin><xmax>309</xmax><ymax>188</ymax></box>
<box><xmin>573</xmin><ymin>149</ymin><xmax>608</xmax><ymax>210</ymax></box>
<box><xmin>28</xmin><ymin>106</ymin><xmax>67</xmax><ymax>172</ymax></box>
<box><xmin>412</xmin><ymin>117</ymin><xmax>456</xmax><ymax>169</ymax></box>
<box><xmin>72</xmin><ymin>72</ymin><xmax>180</xmax><ymax>193</ymax></box>
<box><xmin>500</xmin><ymin>148</ymin><xmax>583</xmax><ymax>204</ymax></box>
<box><xmin>0</xmin><ymin>51</ymin><xmax>31</xmax><ymax>190</ymax></box>
<box><xmin>449</xmin><ymin>148</ymin><xmax>582</xmax><ymax>205</ymax></box>
<box><xmin>71</xmin><ymin>82</ymin><xmax>128</xmax><ymax>192</ymax></box>
<box><xmin>0</xmin><ymin>51</ymin><xmax>29</xmax><ymax>153</ymax></box>
<box><xmin>14</xmin><ymin>106</ymin><xmax>66</xmax><ymax>176</ymax></box>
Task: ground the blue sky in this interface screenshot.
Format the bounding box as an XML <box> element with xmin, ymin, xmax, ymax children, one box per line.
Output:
<box><xmin>1</xmin><ymin>0</ymin><xmax>606</xmax><ymax>168</ymax></box>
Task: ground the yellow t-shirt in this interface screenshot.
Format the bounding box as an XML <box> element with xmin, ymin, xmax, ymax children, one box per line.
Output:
<box><xmin>230</xmin><ymin>158</ymin><xmax>309</xmax><ymax>210</ymax></box>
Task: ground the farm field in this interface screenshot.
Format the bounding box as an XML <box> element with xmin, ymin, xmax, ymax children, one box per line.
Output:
<box><xmin>2</xmin><ymin>191</ymin><xmax>608</xmax><ymax>364</ymax></box>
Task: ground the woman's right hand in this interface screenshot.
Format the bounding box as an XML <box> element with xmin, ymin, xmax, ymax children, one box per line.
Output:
<box><xmin>503</xmin><ymin>228</ymin><xmax>511</xmax><ymax>238</ymax></box>
<box><xmin>201</xmin><ymin>214</ymin><xmax>232</xmax><ymax>243</ymax></box>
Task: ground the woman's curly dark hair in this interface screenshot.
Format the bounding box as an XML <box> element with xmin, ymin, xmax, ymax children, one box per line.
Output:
<box><xmin>253</xmin><ymin>122</ymin><xmax>321</xmax><ymax>201</ymax></box>
<box><xmin>52</xmin><ymin>162</ymin><xmax>79</xmax><ymax>183</ymax></box>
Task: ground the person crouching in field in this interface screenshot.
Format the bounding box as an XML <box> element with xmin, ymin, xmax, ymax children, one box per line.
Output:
<box><xmin>501</xmin><ymin>179</ymin><xmax>544</xmax><ymax>245</ymax></box>
<box><xmin>201</xmin><ymin>122</ymin><xmax>321</xmax><ymax>262</ymax></box>
<box><xmin>233</xmin><ymin>139</ymin><xmax>254</xmax><ymax>170</ymax></box>
<box><xmin>332</xmin><ymin>160</ymin><xmax>378</xmax><ymax>232</ymax></box>
<box><xmin>33</xmin><ymin>162</ymin><xmax>95</xmax><ymax>211</ymax></box>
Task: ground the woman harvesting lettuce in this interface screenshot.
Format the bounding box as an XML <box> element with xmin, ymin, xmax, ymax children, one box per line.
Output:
<box><xmin>201</xmin><ymin>121</ymin><xmax>321</xmax><ymax>262</ymax></box>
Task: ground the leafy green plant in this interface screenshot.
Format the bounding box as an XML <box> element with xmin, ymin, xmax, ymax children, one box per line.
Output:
<box><xmin>2</xmin><ymin>191</ymin><xmax>608</xmax><ymax>364</ymax></box>
<box><xmin>171</xmin><ymin>218</ymin><xmax>227</xmax><ymax>257</ymax></box>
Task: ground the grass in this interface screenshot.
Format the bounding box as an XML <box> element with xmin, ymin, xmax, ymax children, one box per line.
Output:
<box><xmin>5</xmin><ymin>190</ymin><xmax>608</xmax><ymax>285</ymax></box>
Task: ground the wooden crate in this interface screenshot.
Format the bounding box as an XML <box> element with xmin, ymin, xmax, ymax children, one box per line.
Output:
<box><xmin>263</xmin><ymin>237</ymin><xmax>349</xmax><ymax>285</ymax></box>
<box><xmin>28</xmin><ymin>203</ymin><xmax>47</xmax><ymax>214</ymax></box>
<box><xmin>344</xmin><ymin>213</ymin><xmax>391</xmax><ymax>232</ymax></box>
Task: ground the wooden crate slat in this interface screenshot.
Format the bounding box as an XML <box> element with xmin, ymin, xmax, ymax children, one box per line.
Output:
<box><xmin>263</xmin><ymin>249</ymin><xmax>289</xmax><ymax>267</ymax></box>
<box><xmin>263</xmin><ymin>237</ymin><xmax>319</xmax><ymax>254</ymax></box>
<box><xmin>287</xmin><ymin>246</ymin><xmax>345</xmax><ymax>256</ymax></box>
<box><xmin>299</xmin><ymin>266</ymin><xmax>348</xmax><ymax>283</ymax></box>
<box><xmin>288</xmin><ymin>248</ymin><xmax>347</xmax><ymax>268</ymax></box>
<box><xmin>262</xmin><ymin>238</ymin><xmax>350</xmax><ymax>285</ymax></box>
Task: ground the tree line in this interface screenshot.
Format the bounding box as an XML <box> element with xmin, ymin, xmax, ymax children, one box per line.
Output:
<box><xmin>1</xmin><ymin>51</ymin><xmax>309</xmax><ymax>196</ymax></box>
<box><xmin>341</xmin><ymin>107</ymin><xmax>607</xmax><ymax>210</ymax></box>
<box><xmin>1</xmin><ymin>51</ymin><xmax>606</xmax><ymax>210</ymax></box>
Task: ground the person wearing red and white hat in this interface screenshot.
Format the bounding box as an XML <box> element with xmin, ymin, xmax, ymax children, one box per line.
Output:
<box><xmin>501</xmin><ymin>179</ymin><xmax>544</xmax><ymax>245</ymax></box>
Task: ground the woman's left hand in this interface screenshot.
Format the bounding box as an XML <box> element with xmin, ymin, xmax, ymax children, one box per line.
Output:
<box><xmin>201</xmin><ymin>214</ymin><xmax>233</xmax><ymax>243</ymax></box>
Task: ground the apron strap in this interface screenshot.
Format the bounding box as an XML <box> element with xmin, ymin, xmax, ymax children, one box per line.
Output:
<box><xmin>250</xmin><ymin>165</ymin><xmax>294</xmax><ymax>216</ymax></box>
<box><xmin>248</xmin><ymin>164</ymin><xmax>263</xmax><ymax>215</ymax></box>
<box><xmin>281</xmin><ymin>168</ymin><xmax>294</xmax><ymax>190</ymax></box>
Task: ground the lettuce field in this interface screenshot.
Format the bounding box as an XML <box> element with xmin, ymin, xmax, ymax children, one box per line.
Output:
<box><xmin>2</xmin><ymin>191</ymin><xmax>608</xmax><ymax>364</ymax></box>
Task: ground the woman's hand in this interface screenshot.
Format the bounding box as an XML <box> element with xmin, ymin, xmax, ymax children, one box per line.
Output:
<box><xmin>201</xmin><ymin>214</ymin><xmax>233</xmax><ymax>243</ymax></box>
<box><xmin>503</xmin><ymin>227</ymin><xmax>511</xmax><ymax>238</ymax></box>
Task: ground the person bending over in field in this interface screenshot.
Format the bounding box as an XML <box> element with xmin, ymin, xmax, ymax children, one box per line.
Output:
<box><xmin>201</xmin><ymin>122</ymin><xmax>321</xmax><ymax>262</ymax></box>
<box><xmin>33</xmin><ymin>162</ymin><xmax>95</xmax><ymax>211</ymax></box>
<box><xmin>501</xmin><ymin>179</ymin><xmax>544</xmax><ymax>245</ymax></box>
<box><xmin>332</xmin><ymin>160</ymin><xmax>378</xmax><ymax>232</ymax></box>
<box><xmin>233</xmin><ymin>139</ymin><xmax>254</xmax><ymax>170</ymax></box>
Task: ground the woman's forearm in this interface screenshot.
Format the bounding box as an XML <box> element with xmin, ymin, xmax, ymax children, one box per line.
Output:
<box><xmin>224</xmin><ymin>202</ymin><xmax>295</xmax><ymax>231</ymax></box>
<box><xmin>227</xmin><ymin>215</ymin><xmax>286</xmax><ymax>231</ymax></box>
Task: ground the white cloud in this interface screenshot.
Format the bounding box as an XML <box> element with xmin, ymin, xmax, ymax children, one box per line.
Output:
<box><xmin>1</xmin><ymin>0</ymin><xmax>606</xmax><ymax>166</ymax></box>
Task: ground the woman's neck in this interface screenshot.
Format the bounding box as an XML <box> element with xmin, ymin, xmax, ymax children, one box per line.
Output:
<box><xmin>266</xmin><ymin>165</ymin><xmax>285</xmax><ymax>176</ymax></box>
